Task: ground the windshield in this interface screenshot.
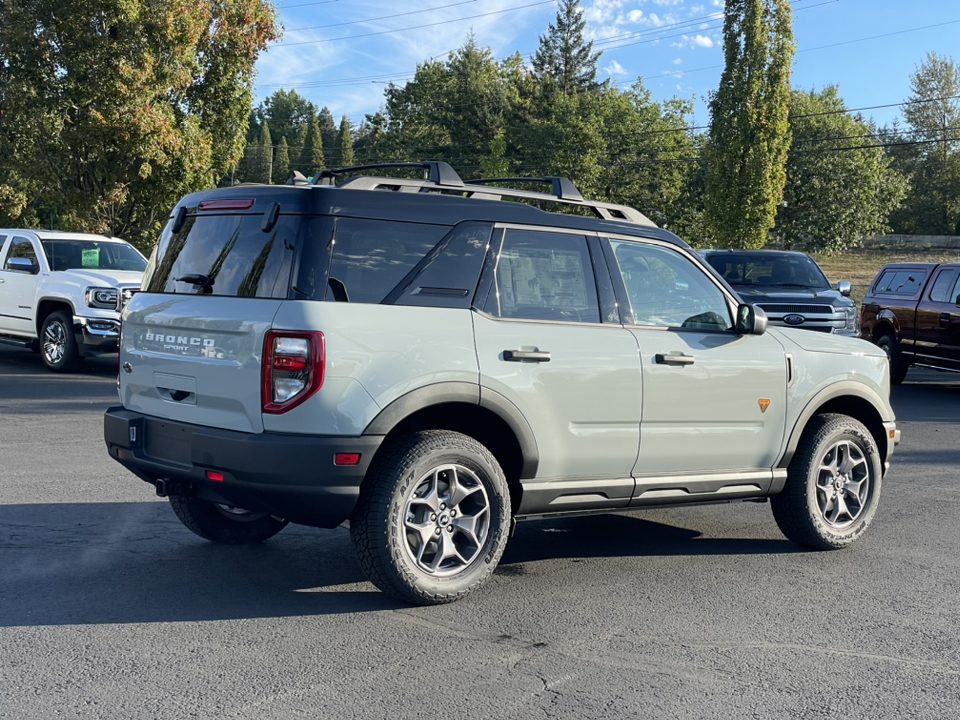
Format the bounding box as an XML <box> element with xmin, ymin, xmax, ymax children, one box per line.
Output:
<box><xmin>41</xmin><ymin>239</ymin><xmax>147</xmax><ymax>272</ymax></box>
<box><xmin>705</xmin><ymin>253</ymin><xmax>831</xmax><ymax>291</ymax></box>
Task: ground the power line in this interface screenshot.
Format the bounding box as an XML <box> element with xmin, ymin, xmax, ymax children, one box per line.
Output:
<box><xmin>284</xmin><ymin>0</ymin><xmax>477</xmax><ymax>34</ymax></box>
<box><xmin>276</xmin><ymin>0</ymin><xmax>554</xmax><ymax>47</ymax></box>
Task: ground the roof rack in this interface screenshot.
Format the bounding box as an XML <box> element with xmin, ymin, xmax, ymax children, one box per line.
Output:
<box><xmin>314</xmin><ymin>161</ymin><xmax>464</xmax><ymax>188</ymax></box>
<box><xmin>316</xmin><ymin>161</ymin><xmax>656</xmax><ymax>227</ymax></box>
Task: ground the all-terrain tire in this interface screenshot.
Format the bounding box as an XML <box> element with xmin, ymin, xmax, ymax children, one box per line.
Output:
<box><xmin>350</xmin><ymin>430</ymin><xmax>511</xmax><ymax>605</ymax></box>
<box><xmin>169</xmin><ymin>496</ymin><xmax>288</xmax><ymax>545</ymax></box>
<box><xmin>772</xmin><ymin>414</ymin><xmax>882</xmax><ymax>550</ymax></box>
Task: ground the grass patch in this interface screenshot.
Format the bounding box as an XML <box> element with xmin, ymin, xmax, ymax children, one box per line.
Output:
<box><xmin>810</xmin><ymin>246</ymin><xmax>960</xmax><ymax>287</ymax></box>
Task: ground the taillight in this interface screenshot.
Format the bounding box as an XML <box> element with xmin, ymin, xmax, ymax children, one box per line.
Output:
<box><xmin>262</xmin><ymin>330</ymin><xmax>325</xmax><ymax>414</ymax></box>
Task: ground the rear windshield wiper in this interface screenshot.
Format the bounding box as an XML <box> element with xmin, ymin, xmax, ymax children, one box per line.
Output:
<box><xmin>175</xmin><ymin>273</ymin><xmax>215</xmax><ymax>293</ymax></box>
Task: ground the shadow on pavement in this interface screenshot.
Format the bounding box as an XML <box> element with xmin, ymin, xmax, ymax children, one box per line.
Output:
<box><xmin>1</xmin><ymin>501</ymin><xmax>797</xmax><ymax>627</ymax></box>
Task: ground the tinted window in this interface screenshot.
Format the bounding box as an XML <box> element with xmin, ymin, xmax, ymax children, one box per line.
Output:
<box><xmin>874</xmin><ymin>269</ymin><xmax>927</xmax><ymax>296</ymax></box>
<box><xmin>144</xmin><ymin>214</ymin><xmax>296</xmax><ymax>298</ymax></box>
<box><xmin>614</xmin><ymin>241</ymin><xmax>732</xmax><ymax>331</ymax></box>
<box><xmin>3</xmin><ymin>237</ymin><xmax>38</xmax><ymax>270</ymax></box>
<box><xmin>326</xmin><ymin>218</ymin><xmax>449</xmax><ymax>304</ymax></box>
<box><xmin>704</xmin><ymin>252</ymin><xmax>830</xmax><ymax>290</ymax></box>
<box><xmin>41</xmin><ymin>239</ymin><xmax>146</xmax><ymax>272</ymax></box>
<box><xmin>929</xmin><ymin>269</ymin><xmax>959</xmax><ymax>303</ymax></box>
<box><xmin>490</xmin><ymin>230</ymin><xmax>600</xmax><ymax>323</ymax></box>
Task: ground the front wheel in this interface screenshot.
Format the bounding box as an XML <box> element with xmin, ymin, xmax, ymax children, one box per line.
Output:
<box><xmin>41</xmin><ymin>310</ymin><xmax>82</xmax><ymax>372</ymax></box>
<box><xmin>351</xmin><ymin>430</ymin><xmax>511</xmax><ymax>605</ymax></box>
<box><xmin>772</xmin><ymin>414</ymin><xmax>882</xmax><ymax>550</ymax></box>
<box><xmin>169</xmin><ymin>496</ymin><xmax>288</xmax><ymax>545</ymax></box>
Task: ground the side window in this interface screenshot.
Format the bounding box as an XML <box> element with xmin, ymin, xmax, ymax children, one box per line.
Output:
<box><xmin>326</xmin><ymin>218</ymin><xmax>449</xmax><ymax>304</ymax></box>
<box><xmin>491</xmin><ymin>230</ymin><xmax>600</xmax><ymax>323</ymax></box>
<box><xmin>874</xmin><ymin>269</ymin><xmax>927</xmax><ymax>296</ymax></box>
<box><xmin>3</xmin><ymin>237</ymin><xmax>39</xmax><ymax>271</ymax></box>
<box><xmin>929</xmin><ymin>269</ymin><xmax>959</xmax><ymax>303</ymax></box>
<box><xmin>611</xmin><ymin>240</ymin><xmax>732</xmax><ymax>331</ymax></box>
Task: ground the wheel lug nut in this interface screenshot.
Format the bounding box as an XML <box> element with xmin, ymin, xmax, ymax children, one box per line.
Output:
<box><xmin>435</xmin><ymin>528</ymin><xmax>442</xmax><ymax>535</ymax></box>
<box><xmin>431</xmin><ymin>514</ymin><xmax>437</xmax><ymax>521</ymax></box>
<box><xmin>450</xmin><ymin>510</ymin><xmax>456</xmax><ymax>517</ymax></box>
<box><xmin>440</xmin><ymin>503</ymin><xmax>446</xmax><ymax>510</ymax></box>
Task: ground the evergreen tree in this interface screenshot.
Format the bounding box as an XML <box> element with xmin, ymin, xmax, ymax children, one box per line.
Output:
<box><xmin>300</xmin><ymin>113</ymin><xmax>325</xmax><ymax>176</ymax></box>
<box><xmin>335</xmin><ymin>115</ymin><xmax>355</xmax><ymax>167</ymax></box>
<box><xmin>274</xmin><ymin>136</ymin><xmax>290</xmax><ymax>183</ymax></box>
<box><xmin>532</xmin><ymin>0</ymin><xmax>602</xmax><ymax>95</ymax></box>
<box><xmin>705</xmin><ymin>0</ymin><xmax>794</xmax><ymax>248</ymax></box>
<box><xmin>253</xmin><ymin>123</ymin><xmax>273</xmax><ymax>184</ymax></box>
<box><xmin>319</xmin><ymin>107</ymin><xmax>338</xmax><ymax>167</ymax></box>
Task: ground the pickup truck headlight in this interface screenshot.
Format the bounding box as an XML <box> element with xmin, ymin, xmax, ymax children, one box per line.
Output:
<box><xmin>86</xmin><ymin>287</ymin><xmax>119</xmax><ymax>310</ymax></box>
<box><xmin>842</xmin><ymin>305</ymin><xmax>859</xmax><ymax>333</ymax></box>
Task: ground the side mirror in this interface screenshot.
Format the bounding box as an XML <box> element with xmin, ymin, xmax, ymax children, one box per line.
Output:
<box><xmin>837</xmin><ymin>281</ymin><xmax>852</xmax><ymax>297</ymax></box>
<box><xmin>7</xmin><ymin>257</ymin><xmax>39</xmax><ymax>275</ymax></box>
<box><xmin>736</xmin><ymin>303</ymin><xmax>767</xmax><ymax>335</ymax></box>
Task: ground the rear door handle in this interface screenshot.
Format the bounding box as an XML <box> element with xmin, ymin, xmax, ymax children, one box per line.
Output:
<box><xmin>941</xmin><ymin>312</ymin><xmax>951</xmax><ymax>323</ymax></box>
<box><xmin>503</xmin><ymin>350</ymin><xmax>551</xmax><ymax>362</ymax></box>
<box><xmin>655</xmin><ymin>352</ymin><xmax>695</xmax><ymax>366</ymax></box>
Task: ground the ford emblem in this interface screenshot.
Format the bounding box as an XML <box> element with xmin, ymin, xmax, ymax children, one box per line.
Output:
<box><xmin>783</xmin><ymin>314</ymin><xmax>805</xmax><ymax>326</ymax></box>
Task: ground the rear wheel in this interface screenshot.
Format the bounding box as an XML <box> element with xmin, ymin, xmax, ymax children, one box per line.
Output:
<box><xmin>772</xmin><ymin>414</ymin><xmax>882</xmax><ymax>550</ymax></box>
<box><xmin>351</xmin><ymin>430</ymin><xmax>511</xmax><ymax>605</ymax></box>
<box><xmin>877</xmin><ymin>334</ymin><xmax>907</xmax><ymax>385</ymax></box>
<box><xmin>169</xmin><ymin>496</ymin><xmax>288</xmax><ymax>545</ymax></box>
<box><xmin>41</xmin><ymin>310</ymin><xmax>82</xmax><ymax>372</ymax></box>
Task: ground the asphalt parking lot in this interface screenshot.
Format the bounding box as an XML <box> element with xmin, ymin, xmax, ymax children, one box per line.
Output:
<box><xmin>1</xmin><ymin>346</ymin><xmax>959</xmax><ymax>719</ymax></box>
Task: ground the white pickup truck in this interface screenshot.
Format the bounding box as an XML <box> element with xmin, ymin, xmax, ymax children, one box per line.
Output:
<box><xmin>0</xmin><ymin>229</ymin><xmax>147</xmax><ymax>371</ymax></box>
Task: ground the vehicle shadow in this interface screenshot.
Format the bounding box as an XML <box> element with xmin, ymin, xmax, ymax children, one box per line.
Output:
<box><xmin>0</xmin><ymin>344</ymin><xmax>117</xmax><ymax>379</ymax></box>
<box><xmin>0</xmin><ymin>501</ymin><xmax>795</xmax><ymax>627</ymax></box>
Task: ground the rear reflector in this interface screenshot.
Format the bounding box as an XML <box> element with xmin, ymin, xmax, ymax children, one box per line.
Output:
<box><xmin>334</xmin><ymin>453</ymin><xmax>361</xmax><ymax>466</ymax></box>
<box><xmin>198</xmin><ymin>199</ymin><xmax>255</xmax><ymax>211</ymax></box>
<box><xmin>206</xmin><ymin>470</ymin><xmax>225</xmax><ymax>482</ymax></box>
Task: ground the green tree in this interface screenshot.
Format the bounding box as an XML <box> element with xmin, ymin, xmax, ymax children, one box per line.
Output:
<box><xmin>335</xmin><ymin>116</ymin><xmax>355</xmax><ymax>167</ymax></box>
<box><xmin>532</xmin><ymin>0</ymin><xmax>602</xmax><ymax>95</ymax></box>
<box><xmin>705</xmin><ymin>0</ymin><xmax>794</xmax><ymax>248</ymax></box>
<box><xmin>318</xmin><ymin>107</ymin><xmax>338</xmax><ymax>167</ymax></box>
<box><xmin>255</xmin><ymin>88</ymin><xmax>316</xmax><ymax>152</ymax></box>
<box><xmin>893</xmin><ymin>52</ymin><xmax>960</xmax><ymax>234</ymax></box>
<box><xmin>299</xmin><ymin>113</ymin><xmax>325</xmax><ymax>175</ymax></box>
<box><xmin>274</xmin><ymin>137</ymin><xmax>291</xmax><ymax>184</ymax></box>
<box><xmin>0</xmin><ymin>0</ymin><xmax>279</xmax><ymax>249</ymax></box>
<box><xmin>252</xmin><ymin>123</ymin><xmax>273</xmax><ymax>184</ymax></box>
<box><xmin>776</xmin><ymin>87</ymin><xmax>908</xmax><ymax>252</ymax></box>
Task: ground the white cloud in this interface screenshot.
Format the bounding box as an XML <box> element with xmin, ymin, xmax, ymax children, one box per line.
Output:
<box><xmin>605</xmin><ymin>59</ymin><xmax>627</xmax><ymax>76</ymax></box>
<box><xmin>673</xmin><ymin>58</ymin><xmax>683</xmax><ymax>65</ymax></box>
<box><xmin>670</xmin><ymin>33</ymin><xmax>715</xmax><ymax>49</ymax></box>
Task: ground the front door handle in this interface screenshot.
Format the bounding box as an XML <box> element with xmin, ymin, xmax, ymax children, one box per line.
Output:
<box><xmin>655</xmin><ymin>352</ymin><xmax>695</xmax><ymax>366</ymax></box>
<box><xmin>503</xmin><ymin>350</ymin><xmax>551</xmax><ymax>362</ymax></box>
<box><xmin>941</xmin><ymin>312</ymin><xmax>951</xmax><ymax>324</ymax></box>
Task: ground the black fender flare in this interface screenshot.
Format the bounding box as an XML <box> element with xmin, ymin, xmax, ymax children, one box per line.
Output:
<box><xmin>364</xmin><ymin>381</ymin><xmax>539</xmax><ymax>479</ymax></box>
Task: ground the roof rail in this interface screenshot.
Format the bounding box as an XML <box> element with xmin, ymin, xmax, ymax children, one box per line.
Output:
<box><xmin>316</xmin><ymin>161</ymin><xmax>657</xmax><ymax>227</ymax></box>
<box><xmin>470</xmin><ymin>176</ymin><xmax>584</xmax><ymax>202</ymax></box>
<box><xmin>314</xmin><ymin>161</ymin><xmax>464</xmax><ymax>188</ymax></box>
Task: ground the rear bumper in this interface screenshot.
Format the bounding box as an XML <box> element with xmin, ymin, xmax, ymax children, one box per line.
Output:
<box><xmin>103</xmin><ymin>407</ymin><xmax>383</xmax><ymax>528</ymax></box>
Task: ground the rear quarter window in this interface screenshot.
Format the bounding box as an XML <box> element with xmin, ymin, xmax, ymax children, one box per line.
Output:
<box><xmin>143</xmin><ymin>214</ymin><xmax>297</xmax><ymax>298</ymax></box>
<box><xmin>872</xmin><ymin>269</ymin><xmax>928</xmax><ymax>297</ymax></box>
<box><xmin>322</xmin><ymin>218</ymin><xmax>450</xmax><ymax>304</ymax></box>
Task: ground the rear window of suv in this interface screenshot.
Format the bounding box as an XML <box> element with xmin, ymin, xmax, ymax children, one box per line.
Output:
<box><xmin>143</xmin><ymin>214</ymin><xmax>297</xmax><ymax>298</ymax></box>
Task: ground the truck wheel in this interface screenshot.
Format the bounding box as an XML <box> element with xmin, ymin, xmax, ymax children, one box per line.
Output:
<box><xmin>772</xmin><ymin>414</ymin><xmax>882</xmax><ymax>550</ymax></box>
<box><xmin>40</xmin><ymin>310</ymin><xmax>82</xmax><ymax>372</ymax></box>
<box><xmin>877</xmin><ymin>334</ymin><xmax>907</xmax><ymax>385</ymax></box>
<box><xmin>351</xmin><ymin>430</ymin><xmax>511</xmax><ymax>605</ymax></box>
<box><xmin>169</xmin><ymin>496</ymin><xmax>288</xmax><ymax>545</ymax></box>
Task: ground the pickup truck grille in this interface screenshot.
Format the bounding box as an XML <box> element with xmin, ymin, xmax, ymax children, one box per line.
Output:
<box><xmin>118</xmin><ymin>286</ymin><xmax>139</xmax><ymax>312</ymax></box>
<box><xmin>756</xmin><ymin>303</ymin><xmax>846</xmax><ymax>333</ymax></box>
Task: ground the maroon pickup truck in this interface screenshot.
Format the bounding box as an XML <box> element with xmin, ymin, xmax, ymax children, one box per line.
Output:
<box><xmin>860</xmin><ymin>262</ymin><xmax>960</xmax><ymax>384</ymax></box>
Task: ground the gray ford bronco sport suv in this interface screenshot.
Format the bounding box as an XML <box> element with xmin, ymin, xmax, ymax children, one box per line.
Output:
<box><xmin>104</xmin><ymin>162</ymin><xmax>899</xmax><ymax>604</ymax></box>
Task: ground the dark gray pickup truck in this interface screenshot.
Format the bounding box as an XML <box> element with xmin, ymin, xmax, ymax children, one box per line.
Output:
<box><xmin>701</xmin><ymin>249</ymin><xmax>859</xmax><ymax>337</ymax></box>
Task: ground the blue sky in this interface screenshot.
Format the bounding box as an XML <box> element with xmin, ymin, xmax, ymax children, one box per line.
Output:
<box><xmin>254</xmin><ymin>0</ymin><xmax>959</xmax><ymax>130</ymax></box>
